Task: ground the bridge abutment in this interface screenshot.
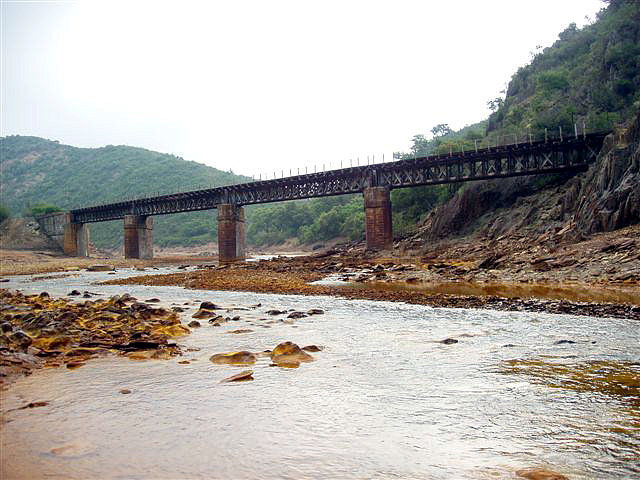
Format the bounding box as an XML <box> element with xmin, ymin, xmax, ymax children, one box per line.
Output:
<box><xmin>363</xmin><ymin>186</ymin><xmax>393</xmax><ymax>251</ymax></box>
<box><xmin>217</xmin><ymin>204</ymin><xmax>245</xmax><ymax>263</ymax></box>
<box><xmin>63</xmin><ymin>213</ymin><xmax>89</xmax><ymax>257</ymax></box>
<box><xmin>124</xmin><ymin>215</ymin><xmax>153</xmax><ymax>259</ymax></box>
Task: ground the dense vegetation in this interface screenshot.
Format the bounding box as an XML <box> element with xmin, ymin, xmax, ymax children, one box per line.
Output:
<box><xmin>0</xmin><ymin>205</ymin><xmax>9</xmax><ymax>223</ymax></box>
<box><xmin>488</xmin><ymin>0</ymin><xmax>639</xmax><ymax>135</ymax></box>
<box><xmin>1</xmin><ymin>1</ymin><xmax>637</xmax><ymax>249</ymax></box>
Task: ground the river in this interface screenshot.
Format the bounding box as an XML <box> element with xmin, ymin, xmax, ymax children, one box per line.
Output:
<box><xmin>1</xmin><ymin>267</ymin><xmax>638</xmax><ymax>479</ymax></box>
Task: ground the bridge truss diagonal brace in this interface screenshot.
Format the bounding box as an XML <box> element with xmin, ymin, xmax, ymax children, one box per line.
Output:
<box><xmin>124</xmin><ymin>215</ymin><xmax>153</xmax><ymax>259</ymax></box>
<box><xmin>63</xmin><ymin>213</ymin><xmax>90</xmax><ymax>257</ymax></box>
<box><xmin>217</xmin><ymin>204</ymin><xmax>246</xmax><ymax>263</ymax></box>
<box><xmin>363</xmin><ymin>186</ymin><xmax>393</xmax><ymax>251</ymax></box>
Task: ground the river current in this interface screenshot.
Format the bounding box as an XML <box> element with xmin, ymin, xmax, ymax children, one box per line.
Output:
<box><xmin>1</xmin><ymin>268</ymin><xmax>638</xmax><ymax>479</ymax></box>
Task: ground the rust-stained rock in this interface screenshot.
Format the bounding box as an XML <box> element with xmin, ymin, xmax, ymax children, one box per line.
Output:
<box><xmin>65</xmin><ymin>360</ymin><xmax>86</xmax><ymax>369</ymax></box>
<box><xmin>302</xmin><ymin>345</ymin><xmax>324</xmax><ymax>352</ymax></box>
<box><xmin>0</xmin><ymin>289</ymin><xmax>188</xmax><ymax>383</ymax></box>
<box><xmin>210</xmin><ymin>351</ymin><xmax>257</xmax><ymax>365</ymax></box>
<box><xmin>192</xmin><ymin>309</ymin><xmax>216</xmax><ymax>319</ymax></box>
<box><xmin>271</xmin><ymin>341</ymin><xmax>314</xmax><ymax>364</ymax></box>
<box><xmin>515</xmin><ymin>468</ymin><xmax>568</xmax><ymax>480</ymax></box>
<box><xmin>270</xmin><ymin>361</ymin><xmax>300</xmax><ymax>368</ymax></box>
<box><xmin>220</xmin><ymin>369</ymin><xmax>254</xmax><ymax>382</ymax></box>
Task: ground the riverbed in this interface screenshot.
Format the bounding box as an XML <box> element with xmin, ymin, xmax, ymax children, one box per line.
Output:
<box><xmin>1</xmin><ymin>268</ymin><xmax>639</xmax><ymax>479</ymax></box>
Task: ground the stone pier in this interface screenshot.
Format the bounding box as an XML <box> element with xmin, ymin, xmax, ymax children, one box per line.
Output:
<box><xmin>124</xmin><ymin>215</ymin><xmax>153</xmax><ymax>259</ymax></box>
<box><xmin>63</xmin><ymin>213</ymin><xmax>90</xmax><ymax>257</ymax></box>
<box><xmin>363</xmin><ymin>186</ymin><xmax>393</xmax><ymax>250</ymax></box>
<box><xmin>217</xmin><ymin>204</ymin><xmax>245</xmax><ymax>263</ymax></box>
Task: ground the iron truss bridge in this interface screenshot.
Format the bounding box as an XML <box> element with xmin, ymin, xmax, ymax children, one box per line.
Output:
<box><xmin>71</xmin><ymin>132</ymin><xmax>609</xmax><ymax>224</ymax></box>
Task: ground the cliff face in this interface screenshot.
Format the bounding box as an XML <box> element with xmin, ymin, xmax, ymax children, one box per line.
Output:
<box><xmin>420</xmin><ymin>110</ymin><xmax>640</xmax><ymax>243</ymax></box>
<box><xmin>573</xmin><ymin>110</ymin><xmax>640</xmax><ymax>233</ymax></box>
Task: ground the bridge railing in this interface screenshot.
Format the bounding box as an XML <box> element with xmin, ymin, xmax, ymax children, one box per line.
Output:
<box><xmin>76</xmin><ymin>123</ymin><xmax>609</xmax><ymax>211</ymax></box>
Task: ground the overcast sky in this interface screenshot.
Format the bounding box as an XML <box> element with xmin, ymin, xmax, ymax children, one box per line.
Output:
<box><xmin>2</xmin><ymin>0</ymin><xmax>605</xmax><ymax>178</ymax></box>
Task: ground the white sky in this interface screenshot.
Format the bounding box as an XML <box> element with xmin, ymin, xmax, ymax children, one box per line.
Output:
<box><xmin>1</xmin><ymin>0</ymin><xmax>605</xmax><ymax>178</ymax></box>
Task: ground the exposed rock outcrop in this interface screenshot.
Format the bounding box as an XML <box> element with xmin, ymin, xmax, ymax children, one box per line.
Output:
<box><xmin>419</xmin><ymin>110</ymin><xmax>640</xmax><ymax>242</ymax></box>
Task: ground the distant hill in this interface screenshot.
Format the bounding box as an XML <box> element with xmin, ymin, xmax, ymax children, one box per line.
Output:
<box><xmin>0</xmin><ymin>136</ymin><xmax>250</xmax><ymax>248</ymax></box>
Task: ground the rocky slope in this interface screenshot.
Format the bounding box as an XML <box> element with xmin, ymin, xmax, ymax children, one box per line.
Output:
<box><xmin>0</xmin><ymin>217</ymin><xmax>60</xmax><ymax>251</ymax></box>
<box><xmin>417</xmin><ymin>110</ymin><xmax>640</xmax><ymax>244</ymax></box>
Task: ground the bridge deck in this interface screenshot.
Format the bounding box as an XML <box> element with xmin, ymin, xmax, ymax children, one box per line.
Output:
<box><xmin>71</xmin><ymin>132</ymin><xmax>608</xmax><ymax>223</ymax></box>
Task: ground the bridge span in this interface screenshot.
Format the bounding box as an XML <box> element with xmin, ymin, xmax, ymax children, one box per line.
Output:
<box><xmin>55</xmin><ymin>131</ymin><xmax>608</xmax><ymax>262</ymax></box>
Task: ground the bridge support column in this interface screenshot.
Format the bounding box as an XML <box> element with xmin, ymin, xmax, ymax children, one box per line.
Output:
<box><xmin>217</xmin><ymin>204</ymin><xmax>245</xmax><ymax>263</ymax></box>
<box><xmin>124</xmin><ymin>215</ymin><xmax>153</xmax><ymax>259</ymax></box>
<box><xmin>363</xmin><ymin>186</ymin><xmax>393</xmax><ymax>251</ymax></box>
<box><xmin>63</xmin><ymin>213</ymin><xmax>89</xmax><ymax>257</ymax></box>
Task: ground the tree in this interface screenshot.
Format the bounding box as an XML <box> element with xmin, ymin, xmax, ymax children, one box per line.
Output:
<box><xmin>487</xmin><ymin>97</ymin><xmax>504</xmax><ymax>112</ymax></box>
<box><xmin>431</xmin><ymin>124</ymin><xmax>452</xmax><ymax>138</ymax></box>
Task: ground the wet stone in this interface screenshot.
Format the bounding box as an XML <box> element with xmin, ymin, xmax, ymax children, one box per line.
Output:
<box><xmin>210</xmin><ymin>351</ymin><xmax>257</xmax><ymax>365</ymax></box>
<box><xmin>439</xmin><ymin>338</ymin><xmax>459</xmax><ymax>345</ymax></box>
<box><xmin>302</xmin><ymin>345</ymin><xmax>324</xmax><ymax>352</ymax></box>
<box><xmin>307</xmin><ymin>308</ymin><xmax>324</xmax><ymax>315</ymax></box>
<box><xmin>271</xmin><ymin>341</ymin><xmax>314</xmax><ymax>365</ymax></box>
<box><xmin>187</xmin><ymin>320</ymin><xmax>201</xmax><ymax>328</ymax></box>
<box><xmin>515</xmin><ymin>467</ymin><xmax>568</xmax><ymax>480</ymax></box>
<box><xmin>220</xmin><ymin>370</ymin><xmax>254</xmax><ymax>382</ymax></box>
<box><xmin>266</xmin><ymin>309</ymin><xmax>286</xmax><ymax>315</ymax></box>
<box><xmin>287</xmin><ymin>311</ymin><xmax>307</xmax><ymax>319</ymax></box>
<box><xmin>192</xmin><ymin>309</ymin><xmax>215</xmax><ymax>319</ymax></box>
<box><xmin>199</xmin><ymin>301</ymin><xmax>218</xmax><ymax>310</ymax></box>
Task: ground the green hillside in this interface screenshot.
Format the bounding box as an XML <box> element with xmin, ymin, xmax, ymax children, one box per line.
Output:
<box><xmin>0</xmin><ymin>136</ymin><xmax>249</xmax><ymax>248</ymax></box>
<box><xmin>487</xmin><ymin>0</ymin><xmax>639</xmax><ymax>135</ymax></box>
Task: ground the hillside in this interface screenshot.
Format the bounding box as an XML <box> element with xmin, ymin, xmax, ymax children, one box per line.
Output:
<box><xmin>0</xmin><ymin>136</ymin><xmax>249</xmax><ymax>248</ymax></box>
<box><xmin>407</xmin><ymin>0</ymin><xmax>640</xmax><ymax>245</ymax></box>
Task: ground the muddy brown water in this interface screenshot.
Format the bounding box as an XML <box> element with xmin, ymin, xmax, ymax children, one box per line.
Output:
<box><xmin>1</xmin><ymin>268</ymin><xmax>639</xmax><ymax>479</ymax></box>
<box><xmin>353</xmin><ymin>280</ymin><xmax>640</xmax><ymax>305</ymax></box>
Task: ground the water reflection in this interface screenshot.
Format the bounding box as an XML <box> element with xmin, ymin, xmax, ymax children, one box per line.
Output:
<box><xmin>0</xmin><ymin>270</ymin><xmax>639</xmax><ymax>479</ymax></box>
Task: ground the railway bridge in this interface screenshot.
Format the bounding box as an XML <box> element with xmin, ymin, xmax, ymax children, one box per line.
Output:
<box><xmin>56</xmin><ymin>131</ymin><xmax>608</xmax><ymax>263</ymax></box>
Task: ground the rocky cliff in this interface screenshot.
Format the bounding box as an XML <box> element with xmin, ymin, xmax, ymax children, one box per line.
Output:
<box><xmin>419</xmin><ymin>109</ymin><xmax>640</xmax><ymax>243</ymax></box>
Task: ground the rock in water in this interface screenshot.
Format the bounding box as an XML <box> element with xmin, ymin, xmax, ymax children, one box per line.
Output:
<box><xmin>187</xmin><ymin>320</ymin><xmax>201</xmax><ymax>328</ymax></box>
<box><xmin>271</xmin><ymin>341</ymin><xmax>314</xmax><ymax>364</ymax></box>
<box><xmin>192</xmin><ymin>309</ymin><xmax>215</xmax><ymax>319</ymax></box>
<box><xmin>199</xmin><ymin>301</ymin><xmax>218</xmax><ymax>310</ymax></box>
<box><xmin>515</xmin><ymin>468</ymin><xmax>568</xmax><ymax>480</ymax></box>
<box><xmin>287</xmin><ymin>311</ymin><xmax>307</xmax><ymax>319</ymax></box>
<box><xmin>209</xmin><ymin>351</ymin><xmax>257</xmax><ymax>365</ymax></box>
<box><xmin>220</xmin><ymin>370</ymin><xmax>254</xmax><ymax>382</ymax></box>
<box><xmin>439</xmin><ymin>338</ymin><xmax>458</xmax><ymax>344</ymax></box>
<box><xmin>302</xmin><ymin>345</ymin><xmax>324</xmax><ymax>352</ymax></box>
<box><xmin>86</xmin><ymin>264</ymin><xmax>115</xmax><ymax>272</ymax></box>
<box><xmin>307</xmin><ymin>309</ymin><xmax>324</xmax><ymax>315</ymax></box>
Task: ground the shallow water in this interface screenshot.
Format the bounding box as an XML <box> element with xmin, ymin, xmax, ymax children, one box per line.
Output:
<box><xmin>1</xmin><ymin>269</ymin><xmax>639</xmax><ymax>479</ymax></box>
